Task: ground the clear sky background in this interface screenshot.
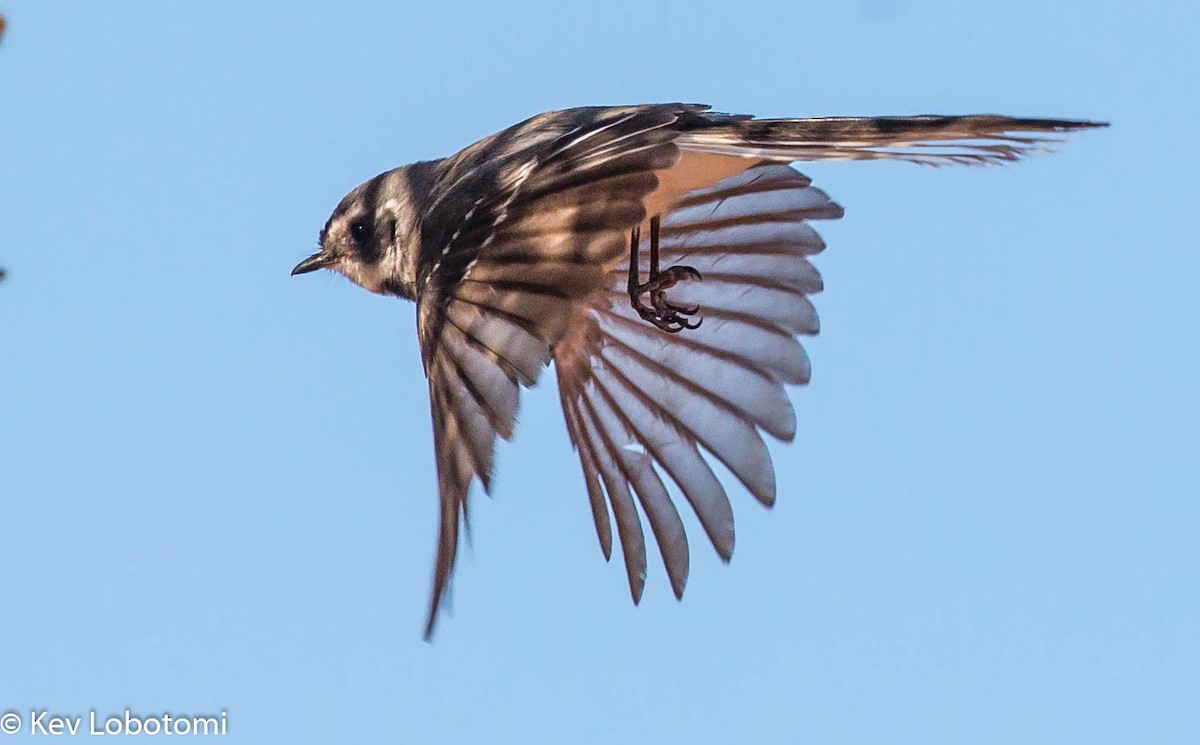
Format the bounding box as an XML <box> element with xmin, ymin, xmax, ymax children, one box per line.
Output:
<box><xmin>1</xmin><ymin>1</ymin><xmax>1196</xmax><ymax>743</ymax></box>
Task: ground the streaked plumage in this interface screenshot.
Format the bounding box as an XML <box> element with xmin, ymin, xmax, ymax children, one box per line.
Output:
<box><xmin>291</xmin><ymin>104</ymin><xmax>1106</xmax><ymax>638</ymax></box>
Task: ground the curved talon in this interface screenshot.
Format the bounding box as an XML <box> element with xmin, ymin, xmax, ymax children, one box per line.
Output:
<box><xmin>638</xmin><ymin>289</ymin><xmax>702</xmax><ymax>333</ymax></box>
<box><xmin>659</xmin><ymin>265</ymin><xmax>703</xmax><ymax>284</ymax></box>
<box><xmin>665</xmin><ymin>315</ymin><xmax>702</xmax><ymax>333</ymax></box>
<box><xmin>664</xmin><ymin>298</ymin><xmax>700</xmax><ymax>315</ymax></box>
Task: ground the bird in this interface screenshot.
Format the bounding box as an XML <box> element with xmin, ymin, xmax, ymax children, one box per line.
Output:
<box><xmin>291</xmin><ymin>104</ymin><xmax>1106</xmax><ymax>638</ymax></box>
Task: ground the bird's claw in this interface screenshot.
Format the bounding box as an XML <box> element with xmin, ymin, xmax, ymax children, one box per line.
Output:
<box><xmin>631</xmin><ymin>265</ymin><xmax>704</xmax><ymax>333</ymax></box>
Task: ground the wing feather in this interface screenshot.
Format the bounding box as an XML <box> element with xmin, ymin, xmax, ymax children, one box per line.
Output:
<box><xmin>415</xmin><ymin>106</ymin><xmax>696</xmax><ymax>636</ymax></box>
<box><xmin>589</xmin><ymin>347</ymin><xmax>736</xmax><ymax>559</ymax></box>
<box><xmin>594</xmin><ymin>308</ymin><xmax>797</xmax><ymax>441</ymax></box>
<box><xmin>571</xmin><ymin>397</ymin><xmax>649</xmax><ymax>603</ymax></box>
<box><xmin>554</xmin><ymin>161</ymin><xmax>842</xmax><ymax>599</ymax></box>
<box><xmin>561</xmin><ymin>397</ymin><xmax>613</xmax><ymax>561</ymax></box>
<box><xmin>443</xmin><ymin>299</ymin><xmax>549</xmax><ymax>386</ymax></box>
<box><xmin>585</xmin><ymin>381</ymin><xmax>690</xmax><ymax>598</ymax></box>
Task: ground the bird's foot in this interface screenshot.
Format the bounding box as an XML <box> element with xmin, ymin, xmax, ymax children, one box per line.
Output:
<box><xmin>627</xmin><ymin>216</ymin><xmax>704</xmax><ymax>333</ymax></box>
<box><xmin>630</xmin><ymin>266</ymin><xmax>704</xmax><ymax>333</ymax></box>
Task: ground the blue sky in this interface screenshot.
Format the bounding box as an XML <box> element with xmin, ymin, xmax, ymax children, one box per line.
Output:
<box><xmin>1</xmin><ymin>1</ymin><xmax>1196</xmax><ymax>743</ymax></box>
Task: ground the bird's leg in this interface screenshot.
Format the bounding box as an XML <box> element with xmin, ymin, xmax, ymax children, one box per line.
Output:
<box><xmin>627</xmin><ymin>216</ymin><xmax>703</xmax><ymax>333</ymax></box>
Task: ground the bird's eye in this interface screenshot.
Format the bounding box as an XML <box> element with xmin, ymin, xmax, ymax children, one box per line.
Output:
<box><xmin>350</xmin><ymin>220</ymin><xmax>371</xmax><ymax>242</ymax></box>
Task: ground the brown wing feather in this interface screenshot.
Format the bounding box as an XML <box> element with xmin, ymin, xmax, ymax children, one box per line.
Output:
<box><xmin>416</xmin><ymin>106</ymin><xmax>702</xmax><ymax>638</ymax></box>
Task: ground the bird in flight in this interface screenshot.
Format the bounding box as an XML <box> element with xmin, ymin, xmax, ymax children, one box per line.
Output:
<box><xmin>292</xmin><ymin>104</ymin><xmax>1105</xmax><ymax>637</ymax></box>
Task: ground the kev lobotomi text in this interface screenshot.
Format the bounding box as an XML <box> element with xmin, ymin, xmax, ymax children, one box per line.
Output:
<box><xmin>24</xmin><ymin>709</ymin><xmax>227</xmax><ymax>736</ymax></box>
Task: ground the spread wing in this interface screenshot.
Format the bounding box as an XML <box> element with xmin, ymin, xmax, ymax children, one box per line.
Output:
<box><xmin>413</xmin><ymin>105</ymin><xmax>704</xmax><ymax>638</ymax></box>
<box><xmin>552</xmin><ymin>112</ymin><xmax>1103</xmax><ymax>608</ymax></box>
<box><xmin>555</xmin><ymin>162</ymin><xmax>843</xmax><ymax>603</ymax></box>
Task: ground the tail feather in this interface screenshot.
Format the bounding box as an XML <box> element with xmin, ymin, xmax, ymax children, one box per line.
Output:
<box><xmin>680</xmin><ymin>114</ymin><xmax>1108</xmax><ymax>166</ymax></box>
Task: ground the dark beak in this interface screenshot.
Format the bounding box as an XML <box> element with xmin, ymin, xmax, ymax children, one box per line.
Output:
<box><xmin>291</xmin><ymin>251</ymin><xmax>334</xmax><ymax>276</ymax></box>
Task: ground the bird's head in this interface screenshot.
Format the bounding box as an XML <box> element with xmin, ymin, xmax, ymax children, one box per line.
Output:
<box><xmin>292</xmin><ymin>164</ymin><xmax>435</xmax><ymax>300</ymax></box>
